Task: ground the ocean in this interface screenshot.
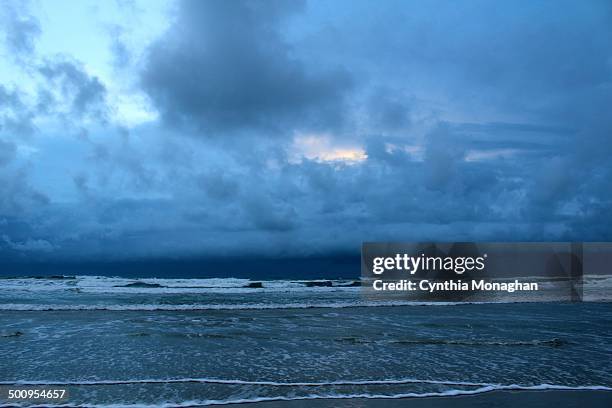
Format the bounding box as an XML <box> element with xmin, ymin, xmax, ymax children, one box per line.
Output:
<box><xmin>1</xmin><ymin>275</ymin><xmax>611</xmax><ymax>407</ymax></box>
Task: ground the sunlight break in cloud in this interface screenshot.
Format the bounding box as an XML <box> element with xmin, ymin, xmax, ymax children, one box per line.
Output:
<box><xmin>289</xmin><ymin>132</ymin><xmax>367</xmax><ymax>164</ymax></box>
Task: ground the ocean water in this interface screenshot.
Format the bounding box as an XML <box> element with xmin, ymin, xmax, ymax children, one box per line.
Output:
<box><xmin>1</xmin><ymin>276</ymin><xmax>611</xmax><ymax>407</ymax></box>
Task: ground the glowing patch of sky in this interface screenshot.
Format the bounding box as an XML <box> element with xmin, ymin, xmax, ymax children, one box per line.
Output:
<box><xmin>290</xmin><ymin>132</ymin><xmax>367</xmax><ymax>164</ymax></box>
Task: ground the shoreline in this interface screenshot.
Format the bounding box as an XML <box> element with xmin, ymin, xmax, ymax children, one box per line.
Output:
<box><xmin>230</xmin><ymin>390</ymin><xmax>612</xmax><ymax>408</ymax></box>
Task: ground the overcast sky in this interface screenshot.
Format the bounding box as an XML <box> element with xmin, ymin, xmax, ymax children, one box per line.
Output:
<box><xmin>1</xmin><ymin>0</ymin><xmax>611</xmax><ymax>263</ymax></box>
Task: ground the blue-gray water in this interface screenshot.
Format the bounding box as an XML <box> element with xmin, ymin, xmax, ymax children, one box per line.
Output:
<box><xmin>1</xmin><ymin>276</ymin><xmax>611</xmax><ymax>406</ymax></box>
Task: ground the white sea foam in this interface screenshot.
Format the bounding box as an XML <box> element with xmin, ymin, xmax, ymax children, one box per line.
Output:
<box><xmin>0</xmin><ymin>382</ymin><xmax>610</xmax><ymax>408</ymax></box>
<box><xmin>1</xmin><ymin>274</ymin><xmax>610</xmax><ymax>296</ymax></box>
<box><xmin>3</xmin><ymin>376</ymin><xmax>610</xmax><ymax>391</ymax></box>
<box><xmin>0</xmin><ymin>276</ymin><xmax>359</xmax><ymax>294</ymax></box>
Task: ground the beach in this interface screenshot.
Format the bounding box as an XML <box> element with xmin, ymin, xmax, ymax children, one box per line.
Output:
<box><xmin>1</xmin><ymin>276</ymin><xmax>611</xmax><ymax>407</ymax></box>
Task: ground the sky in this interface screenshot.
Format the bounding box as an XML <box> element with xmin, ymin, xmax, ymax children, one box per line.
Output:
<box><xmin>0</xmin><ymin>0</ymin><xmax>611</xmax><ymax>269</ymax></box>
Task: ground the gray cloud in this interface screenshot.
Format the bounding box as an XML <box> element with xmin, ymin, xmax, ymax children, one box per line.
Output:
<box><xmin>141</xmin><ymin>0</ymin><xmax>353</xmax><ymax>135</ymax></box>
<box><xmin>106</xmin><ymin>24</ymin><xmax>132</xmax><ymax>69</ymax></box>
<box><xmin>0</xmin><ymin>85</ymin><xmax>36</xmax><ymax>136</ymax></box>
<box><xmin>2</xmin><ymin>234</ymin><xmax>55</xmax><ymax>252</ymax></box>
<box><xmin>0</xmin><ymin>139</ymin><xmax>16</xmax><ymax>166</ymax></box>
<box><xmin>0</xmin><ymin>166</ymin><xmax>49</xmax><ymax>217</ymax></box>
<box><xmin>1</xmin><ymin>0</ymin><xmax>612</xmax><ymax>261</ymax></box>
<box><xmin>0</xmin><ymin>0</ymin><xmax>40</xmax><ymax>60</ymax></box>
<box><xmin>365</xmin><ymin>87</ymin><xmax>411</xmax><ymax>132</ymax></box>
<box><xmin>39</xmin><ymin>58</ymin><xmax>108</xmax><ymax>120</ymax></box>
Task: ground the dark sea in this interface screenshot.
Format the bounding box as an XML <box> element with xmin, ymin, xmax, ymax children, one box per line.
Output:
<box><xmin>1</xmin><ymin>275</ymin><xmax>611</xmax><ymax>407</ymax></box>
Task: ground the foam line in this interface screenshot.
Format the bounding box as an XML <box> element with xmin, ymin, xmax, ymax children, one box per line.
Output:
<box><xmin>1</xmin><ymin>383</ymin><xmax>611</xmax><ymax>408</ymax></box>
<box><xmin>2</xmin><ymin>378</ymin><xmax>611</xmax><ymax>391</ymax></box>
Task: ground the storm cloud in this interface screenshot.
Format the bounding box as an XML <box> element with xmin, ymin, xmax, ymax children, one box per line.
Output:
<box><xmin>141</xmin><ymin>0</ymin><xmax>353</xmax><ymax>134</ymax></box>
<box><xmin>0</xmin><ymin>0</ymin><xmax>611</xmax><ymax>265</ymax></box>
